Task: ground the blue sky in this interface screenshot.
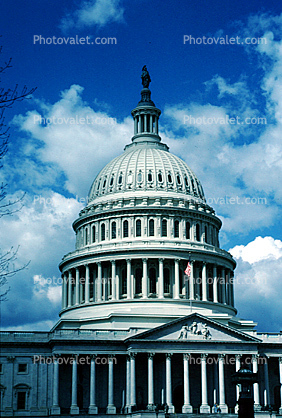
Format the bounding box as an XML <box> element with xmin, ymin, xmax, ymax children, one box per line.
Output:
<box><xmin>1</xmin><ymin>0</ymin><xmax>282</xmax><ymax>332</ymax></box>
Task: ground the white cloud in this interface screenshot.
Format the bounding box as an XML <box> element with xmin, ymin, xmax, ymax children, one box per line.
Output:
<box><xmin>60</xmin><ymin>0</ymin><xmax>124</xmax><ymax>31</ymax></box>
<box><xmin>230</xmin><ymin>236</ymin><xmax>282</xmax><ymax>331</ymax></box>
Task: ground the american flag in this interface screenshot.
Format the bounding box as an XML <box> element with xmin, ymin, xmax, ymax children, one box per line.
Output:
<box><xmin>184</xmin><ymin>260</ymin><xmax>191</xmax><ymax>277</ymax></box>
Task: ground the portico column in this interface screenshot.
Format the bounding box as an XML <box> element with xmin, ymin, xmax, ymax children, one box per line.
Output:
<box><xmin>107</xmin><ymin>356</ymin><xmax>116</xmax><ymax>414</ymax></box>
<box><xmin>159</xmin><ymin>259</ymin><xmax>164</xmax><ymax>299</ymax></box>
<box><xmin>235</xmin><ymin>355</ymin><xmax>241</xmax><ymax>413</ymax></box>
<box><xmin>125</xmin><ymin>356</ymin><xmax>131</xmax><ymax>413</ymax></box>
<box><xmin>70</xmin><ymin>356</ymin><xmax>79</xmax><ymax>415</ymax></box>
<box><xmin>147</xmin><ymin>353</ymin><xmax>155</xmax><ymax>410</ymax></box>
<box><xmin>252</xmin><ymin>355</ymin><xmax>261</xmax><ymax>411</ymax></box>
<box><xmin>111</xmin><ymin>261</ymin><xmax>116</xmax><ymax>301</ymax></box>
<box><xmin>142</xmin><ymin>258</ymin><xmax>148</xmax><ymax>298</ymax></box>
<box><xmin>279</xmin><ymin>357</ymin><xmax>282</xmax><ymax>414</ymax></box>
<box><xmin>263</xmin><ymin>357</ymin><xmax>270</xmax><ymax>407</ymax></box>
<box><xmin>75</xmin><ymin>269</ymin><xmax>80</xmax><ymax>305</ymax></box>
<box><xmin>89</xmin><ymin>356</ymin><xmax>98</xmax><ymax>414</ymax></box>
<box><xmin>97</xmin><ymin>262</ymin><xmax>102</xmax><ymax>302</ymax></box>
<box><xmin>85</xmin><ymin>264</ymin><xmax>90</xmax><ymax>303</ymax></box>
<box><xmin>174</xmin><ymin>259</ymin><xmax>180</xmax><ymax>299</ymax></box>
<box><xmin>218</xmin><ymin>354</ymin><xmax>228</xmax><ymax>413</ymax></box>
<box><xmin>182</xmin><ymin>354</ymin><xmax>193</xmax><ymax>413</ymax></box>
<box><xmin>50</xmin><ymin>356</ymin><xmax>60</xmax><ymax>415</ymax></box>
<box><xmin>166</xmin><ymin>354</ymin><xmax>175</xmax><ymax>412</ymax></box>
<box><xmin>189</xmin><ymin>261</ymin><xmax>194</xmax><ymax>300</ymax></box>
<box><xmin>200</xmin><ymin>354</ymin><xmax>210</xmax><ymax>413</ymax></box>
<box><xmin>130</xmin><ymin>353</ymin><xmax>136</xmax><ymax>409</ymax></box>
<box><xmin>68</xmin><ymin>270</ymin><xmax>72</xmax><ymax>307</ymax></box>
<box><xmin>213</xmin><ymin>265</ymin><xmax>218</xmax><ymax>303</ymax></box>
<box><xmin>126</xmin><ymin>259</ymin><xmax>131</xmax><ymax>299</ymax></box>
<box><xmin>221</xmin><ymin>268</ymin><xmax>226</xmax><ymax>304</ymax></box>
<box><xmin>202</xmin><ymin>262</ymin><xmax>207</xmax><ymax>301</ymax></box>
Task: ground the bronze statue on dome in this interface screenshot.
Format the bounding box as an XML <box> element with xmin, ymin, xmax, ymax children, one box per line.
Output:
<box><xmin>141</xmin><ymin>65</ymin><xmax>151</xmax><ymax>88</ymax></box>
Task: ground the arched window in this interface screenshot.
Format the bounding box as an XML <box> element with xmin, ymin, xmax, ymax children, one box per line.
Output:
<box><xmin>92</xmin><ymin>225</ymin><xmax>96</xmax><ymax>243</ymax></box>
<box><xmin>102</xmin><ymin>177</ymin><xmax>107</xmax><ymax>188</ymax></box>
<box><xmin>186</xmin><ymin>221</ymin><xmax>190</xmax><ymax>239</ymax></box>
<box><xmin>118</xmin><ymin>172</ymin><xmax>123</xmax><ymax>184</ymax></box>
<box><xmin>123</xmin><ymin>220</ymin><xmax>129</xmax><ymax>238</ymax></box>
<box><xmin>149</xmin><ymin>268</ymin><xmax>156</xmax><ymax>294</ymax></box>
<box><xmin>136</xmin><ymin>219</ymin><xmax>141</xmax><ymax>237</ymax></box>
<box><xmin>111</xmin><ymin>221</ymin><xmax>116</xmax><ymax>239</ymax></box>
<box><xmin>176</xmin><ymin>174</ymin><xmax>181</xmax><ymax>185</ymax></box>
<box><xmin>158</xmin><ymin>172</ymin><xmax>163</xmax><ymax>183</ymax></box>
<box><xmin>196</xmin><ymin>223</ymin><xmax>200</xmax><ymax>241</ymax></box>
<box><xmin>101</xmin><ymin>223</ymin><xmax>105</xmax><ymax>241</ymax></box>
<box><xmin>135</xmin><ymin>268</ymin><xmax>142</xmax><ymax>294</ymax></box>
<box><xmin>174</xmin><ymin>220</ymin><xmax>179</xmax><ymax>238</ymax></box>
<box><xmin>85</xmin><ymin>227</ymin><xmax>88</xmax><ymax>245</ymax></box>
<box><xmin>149</xmin><ymin>219</ymin><xmax>155</xmax><ymax>236</ymax></box>
<box><xmin>161</xmin><ymin>219</ymin><xmax>167</xmax><ymax>237</ymax></box>
<box><xmin>205</xmin><ymin>225</ymin><xmax>208</xmax><ymax>243</ymax></box>
<box><xmin>148</xmin><ymin>172</ymin><xmax>153</xmax><ymax>182</ymax></box>
<box><xmin>137</xmin><ymin>170</ymin><xmax>143</xmax><ymax>183</ymax></box>
<box><xmin>110</xmin><ymin>174</ymin><xmax>114</xmax><ymax>186</ymax></box>
<box><xmin>168</xmin><ymin>173</ymin><xmax>173</xmax><ymax>183</ymax></box>
<box><xmin>164</xmin><ymin>268</ymin><xmax>170</xmax><ymax>294</ymax></box>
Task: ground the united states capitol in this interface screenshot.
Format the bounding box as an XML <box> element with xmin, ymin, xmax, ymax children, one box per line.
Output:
<box><xmin>1</xmin><ymin>67</ymin><xmax>282</xmax><ymax>417</ymax></box>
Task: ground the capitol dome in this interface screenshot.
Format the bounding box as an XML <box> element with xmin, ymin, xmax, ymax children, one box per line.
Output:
<box><xmin>58</xmin><ymin>68</ymin><xmax>237</xmax><ymax>331</ymax></box>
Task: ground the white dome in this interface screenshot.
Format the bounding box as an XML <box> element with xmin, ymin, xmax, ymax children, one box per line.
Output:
<box><xmin>88</xmin><ymin>144</ymin><xmax>205</xmax><ymax>204</ymax></box>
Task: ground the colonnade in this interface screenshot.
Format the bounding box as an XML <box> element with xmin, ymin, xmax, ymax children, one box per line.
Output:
<box><xmin>51</xmin><ymin>353</ymin><xmax>281</xmax><ymax>415</ymax></box>
<box><xmin>61</xmin><ymin>259</ymin><xmax>234</xmax><ymax>309</ymax></box>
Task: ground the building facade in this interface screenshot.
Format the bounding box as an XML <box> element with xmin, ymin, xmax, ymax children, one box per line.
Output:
<box><xmin>1</xmin><ymin>70</ymin><xmax>282</xmax><ymax>416</ymax></box>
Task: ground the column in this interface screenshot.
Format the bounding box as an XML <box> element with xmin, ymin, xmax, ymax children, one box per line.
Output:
<box><xmin>213</xmin><ymin>265</ymin><xmax>218</xmax><ymax>303</ymax></box>
<box><xmin>70</xmin><ymin>356</ymin><xmax>79</xmax><ymax>415</ymax></box>
<box><xmin>202</xmin><ymin>263</ymin><xmax>207</xmax><ymax>301</ymax></box>
<box><xmin>221</xmin><ymin>268</ymin><xmax>226</xmax><ymax>304</ymax></box>
<box><xmin>226</xmin><ymin>270</ymin><xmax>231</xmax><ymax>305</ymax></box>
<box><xmin>68</xmin><ymin>270</ymin><xmax>72</xmax><ymax>307</ymax></box>
<box><xmin>75</xmin><ymin>269</ymin><xmax>80</xmax><ymax>305</ymax></box>
<box><xmin>144</xmin><ymin>114</ymin><xmax>147</xmax><ymax>132</ymax></box>
<box><xmin>107</xmin><ymin>356</ymin><xmax>116</xmax><ymax>413</ymax></box>
<box><xmin>89</xmin><ymin>356</ymin><xmax>98</xmax><ymax>414</ymax></box>
<box><xmin>158</xmin><ymin>259</ymin><xmax>164</xmax><ymax>299</ymax></box>
<box><xmin>200</xmin><ymin>354</ymin><xmax>210</xmax><ymax>413</ymax></box>
<box><xmin>252</xmin><ymin>355</ymin><xmax>261</xmax><ymax>411</ymax></box>
<box><xmin>85</xmin><ymin>264</ymin><xmax>90</xmax><ymax>303</ymax></box>
<box><xmin>218</xmin><ymin>354</ymin><xmax>228</xmax><ymax>413</ymax></box>
<box><xmin>213</xmin><ymin>361</ymin><xmax>218</xmax><ymax>408</ymax></box>
<box><xmin>235</xmin><ymin>355</ymin><xmax>241</xmax><ymax>413</ymax></box>
<box><xmin>182</xmin><ymin>354</ymin><xmax>193</xmax><ymax>413</ymax></box>
<box><xmin>279</xmin><ymin>357</ymin><xmax>282</xmax><ymax>414</ymax></box>
<box><xmin>130</xmin><ymin>353</ymin><xmax>136</xmax><ymax>409</ymax></box>
<box><xmin>263</xmin><ymin>357</ymin><xmax>270</xmax><ymax>407</ymax></box>
<box><xmin>166</xmin><ymin>354</ymin><xmax>175</xmax><ymax>413</ymax></box>
<box><xmin>142</xmin><ymin>258</ymin><xmax>148</xmax><ymax>298</ymax></box>
<box><xmin>134</xmin><ymin>117</ymin><xmax>137</xmax><ymax>135</ymax></box>
<box><xmin>127</xmin><ymin>259</ymin><xmax>131</xmax><ymax>299</ymax></box>
<box><xmin>189</xmin><ymin>261</ymin><xmax>194</xmax><ymax>300</ymax></box>
<box><xmin>230</xmin><ymin>272</ymin><xmax>235</xmax><ymax>306</ymax></box>
<box><xmin>97</xmin><ymin>262</ymin><xmax>102</xmax><ymax>302</ymax></box>
<box><xmin>174</xmin><ymin>259</ymin><xmax>180</xmax><ymax>299</ymax></box>
<box><xmin>111</xmin><ymin>261</ymin><xmax>116</xmax><ymax>301</ymax></box>
<box><xmin>63</xmin><ymin>274</ymin><xmax>68</xmax><ymax>308</ymax></box>
<box><xmin>116</xmin><ymin>274</ymin><xmax>120</xmax><ymax>300</ymax></box>
<box><xmin>147</xmin><ymin>353</ymin><xmax>155</xmax><ymax>410</ymax></box>
<box><xmin>125</xmin><ymin>356</ymin><xmax>131</xmax><ymax>413</ymax></box>
<box><xmin>50</xmin><ymin>357</ymin><xmax>60</xmax><ymax>415</ymax></box>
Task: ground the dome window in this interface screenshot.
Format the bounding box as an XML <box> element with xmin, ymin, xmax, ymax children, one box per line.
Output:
<box><xmin>111</xmin><ymin>221</ymin><xmax>116</xmax><ymax>239</ymax></box>
<box><xmin>97</xmin><ymin>179</ymin><xmax>101</xmax><ymax>191</ymax></box>
<box><xmin>118</xmin><ymin>173</ymin><xmax>123</xmax><ymax>184</ymax></box>
<box><xmin>161</xmin><ymin>219</ymin><xmax>167</xmax><ymax>237</ymax></box>
<box><xmin>101</xmin><ymin>223</ymin><xmax>106</xmax><ymax>241</ymax></box>
<box><xmin>110</xmin><ymin>175</ymin><xmax>114</xmax><ymax>186</ymax></box>
<box><xmin>137</xmin><ymin>170</ymin><xmax>143</xmax><ymax>183</ymax></box>
<box><xmin>184</xmin><ymin>176</ymin><xmax>188</xmax><ymax>187</ymax></box>
<box><xmin>158</xmin><ymin>172</ymin><xmax>163</xmax><ymax>183</ymax></box>
<box><xmin>196</xmin><ymin>223</ymin><xmax>200</xmax><ymax>241</ymax></box>
<box><xmin>136</xmin><ymin>219</ymin><xmax>141</xmax><ymax>237</ymax></box>
<box><xmin>92</xmin><ymin>225</ymin><xmax>96</xmax><ymax>243</ymax></box>
<box><xmin>176</xmin><ymin>174</ymin><xmax>181</xmax><ymax>185</ymax></box>
<box><xmin>148</xmin><ymin>171</ymin><xmax>153</xmax><ymax>182</ymax></box>
<box><xmin>103</xmin><ymin>177</ymin><xmax>107</xmax><ymax>188</ymax></box>
<box><xmin>174</xmin><ymin>220</ymin><xmax>179</xmax><ymax>238</ymax></box>
<box><xmin>167</xmin><ymin>173</ymin><xmax>173</xmax><ymax>183</ymax></box>
<box><xmin>149</xmin><ymin>219</ymin><xmax>155</xmax><ymax>236</ymax></box>
<box><xmin>127</xmin><ymin>171</ymin><xmax>133</xmax><ymax>184</ymax></box>
<box><xmin>123</xmin><ymin>220</ymin><xmax>129</xmax><ymax>238</ymax></box>
<box><xmin>185</xmin><ymin>221</ymin><xmax>190</xmax><ymax>239</ymax></box>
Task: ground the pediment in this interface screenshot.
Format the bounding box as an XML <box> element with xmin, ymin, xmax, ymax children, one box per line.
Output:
<box><xmin>127</xmin><ymin>314</ymin><xmax>260</xmax><ymax>343</ymax></box>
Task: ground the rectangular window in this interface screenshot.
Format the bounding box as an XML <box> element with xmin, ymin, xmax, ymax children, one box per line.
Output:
<box><xmin>18</xmin><ymin>363</ymin><xmax>27</xmax><ymax>374</ymax></box>
<box><xmin>17</xmin><ymin>392</ymin><xmax>26</xmax><ymax>410</ymax></box>
<box><xmin>0</xmin><ymin>363</ymin><xmax>2</xmax><ymax>374</ymax></box>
